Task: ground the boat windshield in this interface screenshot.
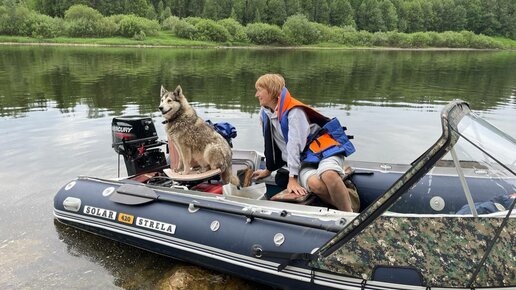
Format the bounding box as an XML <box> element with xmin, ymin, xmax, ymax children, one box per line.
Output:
<box><xmin>386</xmin><ymin>110</ymin><xmax>516</xmax><ymax>215</ymax></box>
<box><xmin>314</xmin><ymin>101</ymin><xmax>516</xmax><ymax>287</ymax></box>
<box><xmin>456</xmin><ymin>113</ymin><xmax>516</xmax><ymax>175</ymax></box>
<box><xmin>317</xmin><ymin>101</ymin><xmax>516</xmax><ymax>256</ymax></box>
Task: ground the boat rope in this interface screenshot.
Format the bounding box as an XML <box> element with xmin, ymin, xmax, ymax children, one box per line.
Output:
<box><xmin>467</xmin><ymin>196</ymin><xmax>516</xmax><ymax>287</ymax></box>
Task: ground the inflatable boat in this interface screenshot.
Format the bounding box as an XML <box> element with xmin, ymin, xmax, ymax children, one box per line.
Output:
<box><xmin>54</xmin><ymin>100</ymin><xmax>516</xmax><ymax>289</ymax></box>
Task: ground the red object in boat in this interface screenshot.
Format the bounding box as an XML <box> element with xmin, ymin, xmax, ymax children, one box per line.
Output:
<box><xmin>191</xmin><ymin>183</ymin><xmax>223</xmax><ymax>194</ymax></box>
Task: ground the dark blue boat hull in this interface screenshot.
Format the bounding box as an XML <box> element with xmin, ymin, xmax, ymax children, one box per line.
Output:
<box><xmin>53</xmin><ymin>178</ymin><xmax>351</xmax><ymax>289</ymax></box>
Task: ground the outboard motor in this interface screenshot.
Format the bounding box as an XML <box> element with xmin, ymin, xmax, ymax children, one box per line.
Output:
<box><xmin>111</xmin><ymin>116</ymin><xmax>166</xmax><ymax>176</ymax></box>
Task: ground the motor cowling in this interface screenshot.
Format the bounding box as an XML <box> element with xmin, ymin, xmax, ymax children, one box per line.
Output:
<box><xmin>111</xmin><ymin>116</ymin><xmax>166</xmax><ymax>176</ymax></box>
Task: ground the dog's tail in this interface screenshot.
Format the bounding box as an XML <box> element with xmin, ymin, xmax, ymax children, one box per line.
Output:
<box><xmin>221</xmin><ymin>168</ymin><xmax>240</xmax><ymax>186</ymax></box>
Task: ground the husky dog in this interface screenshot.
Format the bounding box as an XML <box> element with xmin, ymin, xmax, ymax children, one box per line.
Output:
<box><xmin>159</xmin><ymin>85</ymin><xmax>239</xmax><ymax>185</ymax></box>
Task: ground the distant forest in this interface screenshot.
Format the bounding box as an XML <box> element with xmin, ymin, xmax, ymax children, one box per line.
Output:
<box><xmin>30</xmin><ymin>0</ymin><xmax>516</xmax><ymax>39</ymax></box>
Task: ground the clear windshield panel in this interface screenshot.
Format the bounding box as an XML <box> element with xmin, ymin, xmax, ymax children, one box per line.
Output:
<box><xmin>388</xmin><ymin>136</ymin><xmax>516</xmax><ymax>215</ymax></box>
<box><xmin>457</xmin><ymin>113</ymin><xmax>516</xmax><ymax>174</ymax></box>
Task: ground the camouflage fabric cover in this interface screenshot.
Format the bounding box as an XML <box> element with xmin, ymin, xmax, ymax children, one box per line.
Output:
<box><xmin>476</xmin><ymin>218</ymin><xmax>516</xmax><ymax>286</ymax></box>
<box><xmin>316</xmin><ymin>102</ymin><xmax>462</xmax><ymax>255</ymax></box>
<box><xmin>313</xmin><ymin>216</ymin><xmax>515</xmax><ymax>287</ymax></box>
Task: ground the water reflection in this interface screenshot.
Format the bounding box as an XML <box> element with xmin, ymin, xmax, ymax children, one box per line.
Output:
<box><xmin>1</xmin><ymin>47</ymin><xmax>515</xmax><ymax>118</ymax></box>
<box><xmin>54</xmin><ymin>220</ymin><xmax>173</xmax><ymax>288</ymax></box>
<box><xmin>53</xmin><ymin>221</ymin><xmax>266</xmax><ymax>289</ymax></box>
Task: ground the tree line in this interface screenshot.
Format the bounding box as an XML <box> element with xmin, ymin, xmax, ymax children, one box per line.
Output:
<box><xmin>0</xmin><ymin>1</ymin><xmax>510</xmax><ymax>49</ymax></box>
<box><xmin>29</xmin><ymin>0</ymin><xmax>516</xmax><ymax>39</ymax></box>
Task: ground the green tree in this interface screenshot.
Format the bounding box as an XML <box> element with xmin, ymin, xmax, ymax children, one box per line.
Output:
<box><xmin>230</xmin><ymin>7</ymin><xmax>237</xmax><ymax>19</ymax></box>
<box><xmin>94</xmin><ymin>1</ymin><xmax>123</xmax><ymax>15</ymax></box>
<box><xmin>434</xmin><ymin>0</ymin><xmax>466</xmax><ymax>31</ymax></box>
<box><xmin>0</xmin><ymin>2</ymin><xmax>32</xmax><ymax>35</ymax></box>
<box><xmin>329</xmin><ymin>0</ymin><xmax>355</xmax><ymax>27</ymax></box>
<box><xmin>420</xmin><ymin>0</ymin><xmax>436</xmax><ymax>31</ymax></box>
<box><xmin>430</xmin><ymin>0</ymin><xmax>445</xmax><ymax>31</ymax></box>
<box><xmin>379</xmin><ymin>0</ymin><xmax>397</xmax><ymax>31</ymax></box>
<box><xmin>233</xmin><ymin>0</ymin><xmax>266</xmax><ymax>24</ymax></box>
<box><xmin>282</xmin><ymin>14</ymin><xmax>319</xmax><ymax>44</ymax></box>
<box><xmin>194</xmin><ymin>18</ymin><xmax>231</xmax><ymax>41</ymax></box>
<box><xmin>218</xmin><ymin>17</ymin><xmax>248</xmax><ymax>41</ymax></box>
<box><xmin>430</xmin><ymin>0</ymin><xmax>466</xmax><ymax>32</ymax></box>
<box><xmin>187</xmin><ymin>0</ymin><xmax>205</xmax><ymax>17</ymax></box>
<box><xmin>171</xmin><ymin>0</ymin><xmax>188</xmax><ymax>17</ymax></box>
<box><xmin>245</xmin><ymin>22</ymin><xmax>285</xmax><ymax>44</ymax></box>
<box><xmin>32</xmin><ymin>0</ymin><xmax>84</xmax><ymax>17</ymax></box>
<box><xmin>89</xmin><ymin>0</ymin><xmax>152</xmax><ymax>16</ymax></box>
<box><xmin>203</xmin><ymin>0</ymin><xmax>232</xmax><ymax>20</ymax></box>
<box><xmin>156</xmin><ymin>0</ymin><xmax>164</xmax><ymax>17</ymax></box>
<box><xmin>232</xmin><ymin>0</ymin><xmax>245</xmax><ymax>23</ymax></box>
<box><xmin>254</xmin><ymin>8</ymin><xmax>262</xmax><ymax>22</ymax></box>
<box><xmin>161</xmin><ymin>6</ymin><xmax>172</xmax><ymax>21</ymax></box>
<box><xmin>63</xmin><ymin>4</ymin><xmax>103</xmax><ymax>37</ymax></box>
<box><xmin>300</xmin><ymin>0</ymin><xmax>330</xmax><ymax>23</ymax></box>
<box><xmin>145</xmin><ymin>5</ymin><xmax>157</xmax><ymax>19</ymax></box>
<box><xmin>314</xmin><ymin>0</ymin><xmax>330</xmax><ymax>24</ymax></box>
<box><xmin>64</xmin><ymin>4</ymin><xmax>103</xmax><ymax>21</ymax></box>
<box><xmin>128</xmin><ymin>0</ymin><xmax>153</xmax><ymax>17</ymax></box>
<box><xmin>219</xmin><ymin>0</ymin><xmax>233</xmax><ymax>19</ymax></box>
<box><xmin>249</xmin><ymin>0</ymin><xmax>266</xmax><ymax>23</ymax></box>
<box><xmin>356</xmin><ymin>0</ymin><xmax>383</xmax><ymax>32</ymax></box>
<box><xmin>480</xmin><ymin>11</ymin><xmax>500</xmax><ymax>36</ymax></box>
<box><xmin>203</xmin><ymin>0</ymin><xmax>218</xmax><ymax>19</ymax></box>
<box><xmin>264</xmin><ymin>0</ymin><xmax>287</xmax><ymax>25</ymax></box>
<box><xmin>449</xmin><ymin>3</ymin><xmax>467</xmax><ymax>31</ymax></box>
<box><xmin>284</xmin><ymin>0</ymin><xmax>301</xmax><ymax>16</ymax></box>
<box><xmin>300</xmin><ymin>0</ymin><xmax>315</xmax><ymax>21</ymax></box>
<box><xmin>497</xmin><ymin>0</ymin><xmax>516</xmax><ymax>38</ymax></box>
<box><xmin>349</xmin><ymin>0</ymin><xmax>362</xmax><ymax>14</ymax></box>
<box><xmin>401</xmin><ymin>0</ymin><xmax>424</xmax><ymax>32</ymax></box>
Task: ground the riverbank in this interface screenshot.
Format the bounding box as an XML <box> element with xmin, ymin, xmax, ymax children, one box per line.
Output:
<box><xmin>0</xmin><ymin>33</ymin><xmax>219</xmax><ymax>48</ymax></box>
<box><xmin>1</xmin><ymin>32</ymin><xmax>516</xmax><ymax>50</ymax></box>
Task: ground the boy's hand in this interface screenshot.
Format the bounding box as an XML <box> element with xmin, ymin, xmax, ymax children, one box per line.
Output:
<box><xmin>287</xmin><ymin>177</ymin><xmax>307</xmax><ymax>196</ymax></box>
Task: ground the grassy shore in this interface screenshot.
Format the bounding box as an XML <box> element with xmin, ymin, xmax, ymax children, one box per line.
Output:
<box><xmin>0</xmin><ymin>32</ymin><xmax>219</xmax><ymax>47</ymax></box>
<box><xmin>1</xmin><ymin>31</ymin><xmax>515</xmax><ymax>49</ymax></box>
<box><xmin>492</xmin><ymin>37</ymin><xmax>516</xmax><ymax>49</ymax></box>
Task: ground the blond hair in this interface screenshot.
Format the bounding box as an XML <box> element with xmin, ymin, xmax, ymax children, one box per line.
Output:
<box><xmin>255</xmin><ymin>74</ymin><xmax>285</xmax><ymax>98</ymax></box>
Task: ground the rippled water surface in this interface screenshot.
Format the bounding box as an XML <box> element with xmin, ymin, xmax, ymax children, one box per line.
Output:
<box><xmin>0</xmin><ymin>46</ymin><xmax>515</xmax><ymax>288</ymax></box>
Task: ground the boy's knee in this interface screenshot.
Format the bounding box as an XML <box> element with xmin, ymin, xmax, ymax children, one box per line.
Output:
<box><xmin>320</xmin><ymin>170</ymin><xmax>340</xmax><ymax>183</ymax></box>
<box><xmin>307</xmin><ymin>176</ymin><xmax>325</xmax><ymax>194</ymax></box>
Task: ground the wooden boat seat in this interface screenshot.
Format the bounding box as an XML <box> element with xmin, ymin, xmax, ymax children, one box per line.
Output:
<box><xmin>166</xmin><ymin>137</ymin><xmax>256</xmax><ymax>186</ymax></box>
<box><xmin>270</xmin><ymin>167</ymin><xmax>362</xmax><ymax>211</ymax></box>
<box><xmin>270</xmin><ymin>190</ymin><xmax>316</xmax><ymax>205</ymax></box>
<box><xmin>163</xmin><ymin>168</ymin><xmax>221</xmax><ymax>182</ymax></box>
<box><xmin>166</xmin><ymin>136</ymin><xmax>223</xmax><ymax>183</ymax></box>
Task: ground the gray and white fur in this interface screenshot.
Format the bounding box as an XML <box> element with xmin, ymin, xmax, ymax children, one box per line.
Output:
<box><xmin>159</xmin><ymin>85</ymin><xmax>239</xmax><ymax>185</ymax></box>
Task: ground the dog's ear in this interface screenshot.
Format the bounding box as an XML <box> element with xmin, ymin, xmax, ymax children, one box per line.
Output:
<box><xmin>160</xmin><ymin>85</ymin><xmax>168</xmax><ymax>98</ymax></box>
<box><xmin>173</xmin><ymin>85</ymin><xmax>182</xmax><ymax>97</ymax></box>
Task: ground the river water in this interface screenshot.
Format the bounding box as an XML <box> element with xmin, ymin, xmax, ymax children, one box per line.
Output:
<box><xmin>0</xmin><ymin>46</ymin><xmax>515</xmax><ymax>288</ymax></box>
